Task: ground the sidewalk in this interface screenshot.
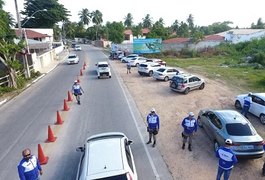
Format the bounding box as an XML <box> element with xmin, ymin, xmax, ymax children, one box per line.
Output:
<box><xmin>0</xmin><ymin>50</ymin><xmax>69</xmax><ymax>106</ymax></box>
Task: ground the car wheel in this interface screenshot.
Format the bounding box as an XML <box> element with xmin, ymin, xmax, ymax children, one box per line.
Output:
<box><xmin>109</xmin><ymin>76</ymin><xmax>111</xmax><ymax>78</ymax></box>
<box><xmin>214</xmin><ymin>141</ymin><xmax>219</xmax><ymax>152</ymax></box>
<box><xmin>170</xmin><ymin>82</ymin><xmax>176</xmax><ymax>88</ymax></box>
<box><xmin>197</xmin><ymin>116</ymin><xmax>203</xmax><ymax>128</ymax></box>
<box><xmin>149</xmin><ymin>71</ymin><xmax>153</xmax><ymax>77</ymax></box>
<box><xmin>98</xmin><ymin>76</ymin><xmax>100</xmax><ymax>79</ymax></box>
<box><xmin>138</xmin><ymin>72</ymin><xmax>142</xmax><ymax>76</ymax></box>
<box><xmin>235</xmin><ymin>100</ymin><xmax>242</xmax><ymax>110</ymax></box>
<box><xmin>260</xmin><ymin>114</ymin><xmax>265</xmax><ymax>125</ymax></box>
<box><xmin>164</xmin><ymin>76</ymin><xmax>169</xmax><ymax>81</ymax></box>
<box><xmin>184</xmin><ymin>88</ymin><xmax>190</xmax><ymax>94</ymax></box>
<box><xmin>199</xmin><ymin>83</ymin><xmax>205</xmax><ymax>90</ymax></box>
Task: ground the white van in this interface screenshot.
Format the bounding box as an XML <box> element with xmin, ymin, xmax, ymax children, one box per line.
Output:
<box><xmin>96</xmin><ymin>61</ymin><xmax>111</xmax><ymax>79</ymax></box>
<box><xmin>76</xmin><ymin>132</ymin><xmax>138</xmax><ymax>180</ymax></box>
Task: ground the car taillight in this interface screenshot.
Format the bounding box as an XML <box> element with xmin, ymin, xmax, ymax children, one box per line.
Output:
<box><xmin>126</xmin><ymin>172</ymin><xmax>133</xmax><ymax>180</ymax></box>
<box><xmin>180</xmin><ymin>83</ymin><xmax>185</xmax><ymax>88</ymax></box>
<box><xmin>257</xmin><ymin>141</ymin><xmax>265</xmax><ymax>146</ymax></box>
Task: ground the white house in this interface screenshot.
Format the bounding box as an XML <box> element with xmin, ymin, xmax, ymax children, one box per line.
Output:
<box><xmin>218</xmin><ymin>29</ymin><xmax>265</xmax><ymax>44</ymax></box>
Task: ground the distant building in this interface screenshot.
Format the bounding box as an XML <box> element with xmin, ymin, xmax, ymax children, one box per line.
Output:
<box><xmin>218</xmin><ymin>29</ymin><xmax>265</xmax><ymax>44</ymax></box>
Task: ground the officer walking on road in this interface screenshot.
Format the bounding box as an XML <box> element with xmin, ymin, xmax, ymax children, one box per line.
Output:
<box><xmin>72</xmin><ymin>80</ymin><xmax>84</xmax><ymax>105</ymax></box>
<box><xmin>17</xmin><ymin>148</ymin><xmax>43</xmax><ymax>180</ymax></box>
<box><xmin>216</xmin><ymin>139</ymin><xmax>238</xmax><ymax>180</ymax></box>
<box><xmin>181</xmin><ymin>112</ymin><xmax>198</xmax><ymax>151</ymax></box>
<box><xmin>146</xmin><ymin>108</ymin><xmax>160</xmax><ymax>147</ymax></box>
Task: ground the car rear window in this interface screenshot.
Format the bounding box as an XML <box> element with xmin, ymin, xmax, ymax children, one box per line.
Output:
<box><xmin>68</xmin><ymin>55</ymin><xmax>76</xmax><ymax>59</ymax></box>
<box><xmin>172</xmin><ymin>76</ymin><xmax>184</xmax><ymax>83</ymax></box>
<box><xmin>98</xmin><ymin>64</ymin><xmax>108</xmax><ymax>67</ymax></box>
<box><xmin>96</xmin><ymin>174</ymin><xmax>127</xmax><ymax>180</ymax></box>
<box><xmin>139</xmin><ymin>64</ymin><xmax>148</xmax><ymax>67</ymax></box>
<box><xmin>157</xmin><ymin>68</ymin><xmax>166</xmax><ymax>72</ymax></box>
<box><xmin>226</xmin><ymin>123</ymin><xmax>254</xmax><ymax>136</ymax></box>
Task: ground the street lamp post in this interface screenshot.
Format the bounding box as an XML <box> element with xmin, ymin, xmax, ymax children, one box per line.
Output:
<box><xmin>14</xmin><ymin>0</ymin><xmax>47</xmax><ymax>78</ymax></box>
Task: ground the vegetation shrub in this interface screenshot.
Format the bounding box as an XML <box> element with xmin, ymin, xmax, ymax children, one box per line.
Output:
<box><xmin>17</xmin><ymin>76</ymin><xmax>26</xmax><ymax>89</ymax></box>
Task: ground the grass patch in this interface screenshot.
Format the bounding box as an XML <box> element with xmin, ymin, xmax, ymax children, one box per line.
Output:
<box><xmin>165</xmin><ymin>56</ymin><xmax>265</xmax><ymax>92</ymax></box>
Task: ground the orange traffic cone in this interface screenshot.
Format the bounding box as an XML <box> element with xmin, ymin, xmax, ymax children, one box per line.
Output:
<box><xmin>80</xmin><ymin>69</ymin><xmax>83</xmax><ymax>76</ymax></box>
<box><xmin>83</xmin><ymin>65</ymin><xmax>85</xmax><ymax>70</ymax></box>
<box><xmin>63</xmin><ymin>99</ymin><xmax>69</xmax><ymax>111</ymax></box>
<box><xmin>67</xmin><ymin>90</ymin><xmax>73</xmax><ymax>101</ymax></box>
<box><xmin>83</xmin><ymin>61</ymin><xmax>87</xmax><ymax>67</ymax></box>
<box><xmin>55</xmin><ymin>111</ymin><xmax>64</xmax><ymax>125</ymax></box>
<box><xmin>77</xmin><ymin>76</ymin><xmax>80</xmax><ymax>83</ymax></box>
<box><xmin>46</xmin><ymin>125</ymin><xmax>57</xmax><ymax>142</ymax></box>
<box><xmin>38</xmin><ymin>144</ymin><xmax>49</xmax><ymax>165</ymax></box>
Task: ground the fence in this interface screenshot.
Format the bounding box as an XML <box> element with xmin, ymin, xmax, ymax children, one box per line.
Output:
<box><xmin>0</xmin><ymin>65</ymin><xmax>34</xmax><ymax>87</ymax></box>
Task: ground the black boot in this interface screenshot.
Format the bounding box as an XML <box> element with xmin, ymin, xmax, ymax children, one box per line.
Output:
<box><xmin>182</xmin><ymin>143</ymin><xmax>185</xmax><ymax>150</ymax></box>
<box><xmin>152</xmin><ymin>141</ymin><xmax>156</xmax><ymax>147</ymax></box>
<box><xmin>78</xmin><ymin>100</ymin><xmax>81</xmax><ymax>105</ymax></box>
<box><xmin>146</xmin><ymin>140</ymin><xmax>151</xmax><ymax>144</ymax></box>
<box><xmin>188</xmin><ymin>144</ymin><xmax>192</xmax><ymax>151</ymax></box>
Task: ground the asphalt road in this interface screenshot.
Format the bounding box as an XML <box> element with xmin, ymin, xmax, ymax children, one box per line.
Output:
<box><xmin>0</xmin><ymin>45</ymin><xmax>173</xmax><ymax>180</ymax></box>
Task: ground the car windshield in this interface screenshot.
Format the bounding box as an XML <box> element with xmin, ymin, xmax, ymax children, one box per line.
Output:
<box><xmin>68</xmin><ymin>55</ymin><xmax>76</xmax><ymax>59</ymax></box>
<box><xmin>98</xmin><ymin>64</ymin><xmax>108</xmax><ymax>67</ymax></box>
<box><xmin>139</xmin><ymin>64</ymin><xmax>148</xmax><ymax>67</ymax></box>
<box><xmin>226</xmin><ymin>123</ymin><xmax>255</xmax><ymax>136</ymax></box>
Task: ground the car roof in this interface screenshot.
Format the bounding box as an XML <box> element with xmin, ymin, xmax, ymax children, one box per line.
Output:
<box><xmin>86</xmin><ymin>132</ymin><xmax>126</xmax><ymax>178</ymax></box>
<box><xmin>214</xmin><ymin>109</ymin><xmax>249</xmax><ymax>124</ymax></box>
<box><xmin>97</xmin><ymin>61</ymin><xmax>108</xmax><ymax>65</ymax></box>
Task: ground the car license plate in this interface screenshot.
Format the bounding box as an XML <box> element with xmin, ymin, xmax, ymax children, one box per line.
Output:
<box><xmin>241</xmin><ymin>145</ymin><xmax>254</xmax><ymax>150</ymax></box>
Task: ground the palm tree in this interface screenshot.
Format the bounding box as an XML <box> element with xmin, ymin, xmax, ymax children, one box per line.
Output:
<box><xmin>142</xmin><ymin>14</ymin><xmax>152</xmax><ymax>28</ymax></box>
<box><xmin>124</xmin><ymin>13</ymin><xmax>133</xmax><ymax>28</ymax></box>
<box><xmin>78</xmin><ymin>8</ymin><xmax>91</xmax><ymax>27</ymax></box>
<box><xmin>91</xmin><ymin>10</ymin><xmax>103</xmax><ymax>40</ymax></box>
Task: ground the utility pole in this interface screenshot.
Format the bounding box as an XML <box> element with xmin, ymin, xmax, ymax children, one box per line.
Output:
<box><xmin>14</xmin><ymin>0</ymin><xmax>31</xmax><ymax>78</ymax></box>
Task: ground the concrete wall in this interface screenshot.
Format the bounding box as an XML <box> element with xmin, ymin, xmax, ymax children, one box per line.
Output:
<box><xmin>32</xmin><ymin>49</ymin><xmax>56</xmax><ymax>73</ymax></box>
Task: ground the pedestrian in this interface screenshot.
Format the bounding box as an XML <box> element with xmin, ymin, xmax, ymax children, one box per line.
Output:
<box><xmin>72</xmin><ymin>80</ymin><xmax>84</xmax><ymax>105</ymax></box>
<box><xmin>241</xmin><ymin>92</ymin><xmax>252</xmax><ymax>118</ymax></box>
<box><xmin>181</xmin><ymin>112</ymin><xmax>198</xmax><ymax>151</ymax></box>
<box><xmin>17</xmin><ymin>148</ymin><xmax>43</xmax><ymax>180</ymax></box>
<box><xmin>146</xmin><ymin>108</ymin><xmax>160</xmax><ymax>147</ymax></box>
<box><xmin>216</xmin><ymin>139</ymin><xmax>238</xmax><ymax>180</ymax></box>
<box><xmin>127</xmin><ymin>61</ymin><xmax>131</xmax><ymax>74</ymax></box>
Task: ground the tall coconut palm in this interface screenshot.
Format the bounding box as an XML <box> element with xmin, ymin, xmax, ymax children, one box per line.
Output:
<box><xmin>78</xmin><ymin>8</ymin><xmax>91</xmax><ymax>27</ymax></box>
<box><xmin>142</xmin><ymin>14</ymin><xmax>152</xmax><ymax>29</ymax></box>
<box><xmin>124</xmin><ymin>13</ymin><xmax>133</xmax><ymax>28</ymax></box>
<box><xmin>91</xmin><ymin>10</ymin><xmax>103</xmax><ymax>40</ymax></box>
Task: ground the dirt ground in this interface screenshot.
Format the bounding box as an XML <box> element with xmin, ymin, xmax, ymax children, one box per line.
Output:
<box><xmin>110</xmin><ymin>60</ymin><xmax>265</xmax><ymax>180</ymax></box>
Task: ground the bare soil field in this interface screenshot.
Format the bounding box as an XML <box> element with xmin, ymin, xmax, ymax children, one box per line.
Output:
<box><xmin>111</xmin><ymin>60</ymin><xmax>265</xmax><ymax>180</ymax></box>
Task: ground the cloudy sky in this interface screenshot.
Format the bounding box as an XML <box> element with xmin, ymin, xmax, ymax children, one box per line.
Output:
<box><xmin>4</xmin><ymin>0</ymin><xmax>265</xmax><ymax>28</ymax></box>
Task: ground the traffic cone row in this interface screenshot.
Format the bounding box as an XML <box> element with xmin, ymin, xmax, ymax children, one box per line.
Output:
<box><xmin>36</xmin><ymin>62</ymin><xmax>87</xmax><ymax>166</ymax></box>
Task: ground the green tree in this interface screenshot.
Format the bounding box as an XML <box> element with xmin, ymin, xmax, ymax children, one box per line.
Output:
<box><xmin>178</xmin><ymin>21</ymin><xmax>189</xmax><ymax>37</ymax></box>
<box><xmin>106</xmin><ymin>21</ymin><xmax>125</xmax><ymax>43</ymax></box>
<box><xmin>124</xmin><ymin>13</ymin><xmax>133</xmax><ymax>28</ymax></box>
<box><xmin>251</xmin><ymin>18</ymin><xmax>265</xmax><ymax>29</ymax></box>
<box><xmin>147</xmin><ymin>18</ymin><xmax>169</xmax><ymax>40</ymax></box>
<box><xmin>142</xmin><ymin>14</ymin><xmax>152</xmax><ymax>28</ymax></box>
<box><xmin>132</xmin><ymin>24</ymin><xmax>142</xmax><ymax>37</ymax></box>
<box><xmin>91</xmin><ymin>10</ymin><xmax>103</xmax><ymax>40</ymax></box>
<box><xmin>79</xmin><ymin>8</ymin><xmax>91</xmax><ymax>26</ymax></box>
<box><xmin>21</xmin><ymin>0</ymin><xmax>70</xmax><ymax>28</ymax></box>
<box><xmin>0</xmin><ymin>1</ymin><xmax>23</xmax><ymax>88</ymax></box>
<box><xmin>187</xmin><ymin>14</ymin><xmax>194</xmax><ymax>32</ymax></box>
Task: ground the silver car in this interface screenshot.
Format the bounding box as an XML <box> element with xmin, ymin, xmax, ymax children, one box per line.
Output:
<box><xmin>153</xmin><ymin>67</ymin><xmax>182</xmax><ymax>81</ymax></box>
<box><xmin>197</xmin><ymin>109</ymin><xmax>264</xmax><ymax>159</ymax></box>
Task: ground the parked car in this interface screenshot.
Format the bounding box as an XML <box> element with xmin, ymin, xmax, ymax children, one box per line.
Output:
<box><xmin>235</xmin><ymin>93</ymin><xmax>265</xmax><ymax>124</ymax></box>
<box><xmin>197</xmin><ymin>109</ymin><xmax>264</xmax><ymax>159</ymax></box>
<box><xmin>121</xmin><ymin>54</ymin><xmax>139</xmax><ymax>63</ymax></box>
<box><xmin>109</xmin><ymin>50</ymin><xmax>124</xmax><ymax>60</ymax></box>
<box><xmin>66</xmin><ymin>54</ymin><xmax>79</xmax><ymax>64</ymax></box>
<box><xmin>74</xmin><ymin>45</ymin><xmax>82</xmax><ymax>51</ymax></box>
<box><xmin>76</xmin><ymin>132</ymin><xmax>138</xmax><ymax>180</ymax></box>
<box><xmin>146</xmin><ymin>58</ymin><xmax>167</xmax><ymax>66</ymax></box>
<box><xmin>95</xmin><ymin>61</ymin><xmax>111</xmax><ymax>79</ymax></box>
<box><xmin>169</xmin><ymin>74</ymin><xmax>205</xmax><ymax>94</ymax></box>
<box><xmin>138</xmin><ymin>62</ymin><xmax>165</xmax><ymax>76</ymax></box>
<box><xmin>153</xmin><ymin>67</ymin><xmax>182</xmax><ymax>81</ymax></box>
<box><xmin>129</xmin><ymin>57</ymin><xmax>148</xmax><ymax>67</ymax></box>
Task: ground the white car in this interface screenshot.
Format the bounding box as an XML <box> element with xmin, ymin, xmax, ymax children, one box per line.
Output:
<box><xmin>121</xmin><ymin>54</ymin><xmax>139</xmax><ymax>63</ymax></box>
<box><xmin>138</xmin><ymin>62</ymin><xmax>165</xmax><ymax>76</ymax></box>
<box><xmin>96</xmin><ymin>61</ymin><xmax>111</xmax><ymax>79</ymax></box>
<box><xmin>66</xmin><ymin>54</ymin><xmax>79</xmax><ymax>64</ymax></box>
<box><xmin>76</xmin><ymin>132</ymin><xmax>138</xmax><ymax>180</ymax></box>
<box><xmin>235</xmin><ymin>93</ymin><xmax>265</xmax><ymax>124</ymax></box>
<box><xmin>129</xmin><ymin>57</ymin><xmax>147</xmax><ymax>67</ymax></box>
<box><xmin>153</xmin><ymin>67</ymin><xmax>183</xmax><ymax>81</ymax></box>
<box><xmin>74</xmin><ymin>45</ymin><xmax>82</xmax><ymax>51</ymax></box>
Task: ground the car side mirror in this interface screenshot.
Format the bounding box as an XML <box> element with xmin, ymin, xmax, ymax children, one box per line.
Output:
<box><xmin>76</xmin><ymin>146</ymin><xmax>85</xmax><ymax>152</ymax></box>
<box><xmin>127</xmin><ymin>140</ymin><xmax>133</xmax><ymax>145</ymax></box>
